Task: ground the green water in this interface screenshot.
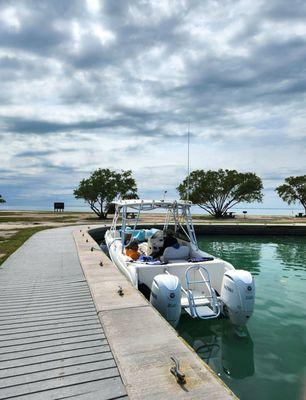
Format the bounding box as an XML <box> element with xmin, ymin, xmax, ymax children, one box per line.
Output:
<box><xmin>177</xmin><ymin>235</ymin><xmax>306</xmax><ymax>400</ymax></box>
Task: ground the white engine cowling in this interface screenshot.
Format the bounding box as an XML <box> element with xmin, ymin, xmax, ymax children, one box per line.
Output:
<box><xmin>221</xmin><ymin>270</ymin><xmax>255</xmax><ymax>326</ymax></box>
<box><xmin>150</xmin><ymin>274</ymin><xmax>181</xmax><ymax>328</ymax></box>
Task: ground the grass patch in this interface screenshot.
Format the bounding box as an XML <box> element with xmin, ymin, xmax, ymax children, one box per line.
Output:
<box><xmin>0</xmin><ymin>226</ymin><xmax>53</xmax><ymax>266</ymax></box>
<box><xmin>0</xmin><ymin>216</ymin><xmax>78</xmax><ymax>223</ymax></box>
<box><xmin>83</xmin><ymin>216</ymin><xmax>111</xmax><ymax>221</ymax></box>
<box><xmin>0</xmin><ymin>212</ymin><xmax>23</xmax><ymax>215</ymax></box>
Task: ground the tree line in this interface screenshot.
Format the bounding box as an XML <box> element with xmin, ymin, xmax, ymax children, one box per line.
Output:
<box><xmin>1</xmin><ymin>170</ymin><xmax>305</xmax><ymax>219</ymax></box>
<box><xmin>73</xmin><ymin>168</ymin><xmax>306</xmax><ymax>219</ymax></box>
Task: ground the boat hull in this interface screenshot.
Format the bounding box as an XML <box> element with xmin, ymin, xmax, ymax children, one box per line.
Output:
<box><xmin>105</xmin><ymin>229</ymin><xmax>254</xmax><ymax>328</ymax></box>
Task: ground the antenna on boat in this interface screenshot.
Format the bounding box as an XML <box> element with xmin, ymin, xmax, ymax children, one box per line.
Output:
<box><xmin>162</xmin><ymin>190</ymin><xmax>167</xmax><ymax>202</ymax></box>
<box><xmin>187</xmin><ymin>120</ymin><xmax>190</xmax><ymax>202</ymax></box>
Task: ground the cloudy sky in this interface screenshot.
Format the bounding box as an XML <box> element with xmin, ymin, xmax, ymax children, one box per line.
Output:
<box><xmin>0</xmin><ymin>0</ymin><xmax>306</xmax><ymax>211</ymax></box>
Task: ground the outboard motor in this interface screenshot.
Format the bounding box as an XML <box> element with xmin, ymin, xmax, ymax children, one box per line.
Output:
<box><xmin>221</xmin><ymin>270</ymin><xmax>255</xmax><ymax>327</ymax></box>
<box><xmin>150</xmin><ymin>274</ymin><xmax>181</xmax><ymax>328</ymax></box>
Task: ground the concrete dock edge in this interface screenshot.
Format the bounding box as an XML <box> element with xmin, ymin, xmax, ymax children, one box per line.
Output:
<box><xmin>74</xmin><ymin>226</ymin><xmax>237</xmax><ymax>400</ymax></box>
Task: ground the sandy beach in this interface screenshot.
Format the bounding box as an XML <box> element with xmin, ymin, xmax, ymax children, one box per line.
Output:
<box><xmin>1</xmin><ymin>210</ymin><xmax>306</xmax><ymax>231</ymax></box>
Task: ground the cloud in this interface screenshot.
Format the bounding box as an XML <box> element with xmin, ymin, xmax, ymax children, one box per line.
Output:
<box><xmin>15</xmin><ymin>150</ymin><xmax>59</xmax><ymax>157</ymax></box>
<box><xmin>2</xmin><ymin>116</ymin><xmax>127</xmax><ymax>134</ymax></box>
<box><xmin>0</xmin><ymin>0</ymin><xmax>305</xmax><ymax>210</ymax></box>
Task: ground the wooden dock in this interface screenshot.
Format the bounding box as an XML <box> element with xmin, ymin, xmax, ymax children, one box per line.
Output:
<box><xmin>0</xmin><ymin>227</ymin><xmax>127</xmax><ymax>399</ymax></box>
<box><xmin>0</xmin><ymin>226</ymin><xmax>235</xmax><ymax>399</ymax></box>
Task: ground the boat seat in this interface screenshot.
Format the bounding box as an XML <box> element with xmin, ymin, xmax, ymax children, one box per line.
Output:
<box><xmin>162</xmin><ymin>245</ymin><xmax>189</xmax><ymax>262</ymax></box>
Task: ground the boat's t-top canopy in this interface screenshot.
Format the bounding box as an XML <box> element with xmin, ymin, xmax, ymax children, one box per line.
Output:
<box><xmin>111</xmin><ymin>199</ymin><xmax>198</xmax><ymax>248</ymax></box>
<box><xmin>112</xmin><ymin>199</ymin><xmax>192</xmax><ymax>210</ymax></box>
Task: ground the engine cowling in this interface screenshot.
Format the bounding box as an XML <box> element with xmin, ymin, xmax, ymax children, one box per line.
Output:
<box><xmin>150</xmin><ymin>274</ymin><xmax>181</xmax><ymax>328</ymax></box>
<box><xmin>221</xmin><ymin>270</ymin><xmax>255</xmax><ymax>326</ymax></box>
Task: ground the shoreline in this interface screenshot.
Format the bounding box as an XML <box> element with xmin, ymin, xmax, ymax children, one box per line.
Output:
<box><xmin>1</xmin><ymin>210</ymin><xmax>306</xmax><ymax>233</ymax></box>
<box><xmin>1</xmin><ymin>211</ymin><xmax>305</xmax><ymax>265</ymax></box>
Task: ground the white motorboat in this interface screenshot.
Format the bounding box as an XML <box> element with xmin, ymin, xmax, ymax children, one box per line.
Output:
<box><xmin>105</xmin><ymin>199</ymin><xmax>255</xmax><ymax>328</ymax></box>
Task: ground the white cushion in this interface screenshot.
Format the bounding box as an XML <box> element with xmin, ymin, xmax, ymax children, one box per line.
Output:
<box><xmin>162</xmin><ymin>246</ymin><xmax>189</xmax><ymax>262</ymax></box>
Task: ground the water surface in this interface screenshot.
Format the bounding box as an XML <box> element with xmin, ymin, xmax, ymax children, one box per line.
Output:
<box><xmin>177</xmin><ymin>235</ymin><xmax>306</xmax><ymax>400</ymax></box>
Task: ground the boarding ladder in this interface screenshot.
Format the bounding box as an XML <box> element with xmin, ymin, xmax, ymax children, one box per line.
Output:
<box><xmin>183</xmin><ymin>265</ymin><xmax>221</xmax><ymax>320</ymax></box>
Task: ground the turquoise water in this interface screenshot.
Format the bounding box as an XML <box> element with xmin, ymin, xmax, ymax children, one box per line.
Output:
<box><xmin>177</xmin><ymin>235</ymin><xmax>306</xmax><ymax>400</ymax></box>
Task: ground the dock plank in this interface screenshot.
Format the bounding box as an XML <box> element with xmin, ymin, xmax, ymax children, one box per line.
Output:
<box><xmin>0</xmin><ymin>340</ymin><xmax>109</xmax><ymax>361</ymax></box>
<box><xmin>0</xmin><ymin>352</ymin><xmax>114</xmax><ymax>378</ymax></box>
<box><xmin>0</xmin><ymin>348</ymin><xmax>113</xmax><ymax>370</ymax></box>
<box><xmin>0</xmin><ymin>360</ymin><xmax>118</xmax><ymax>388</ymax></box>
<box><xmin>0</xmin><ymin>324</ymin><xmax>102</xmax><ymax>340</ymax></box>
<box><xmin>1</xmin><ymin>377</ymin><xmax>127</xmax><ymax>400</ymax></box>
<box><xmin>0</xmin><ymin>368</ymin><xmax>121</xmax><ymax>398</ymax></box>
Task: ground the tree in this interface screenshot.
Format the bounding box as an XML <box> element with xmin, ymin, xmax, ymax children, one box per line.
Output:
<box><xmin>74</xmin><ymin>168</ymin><xmax>138</xmax><ymax>219</ymax></box>
<box><xmin>0</xmin><ymin>195</ymin><xmax>5</xmax><ymax>204</ymax></box>
<box><xmin>275</xmin><ymin>175</ymin><xmax>306</xmax><ymax>215</ymax></box>
<box><xmin>177</xmin><ymin>169</ymin><xmax>263</xmax><ymax>218</ymax></box>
